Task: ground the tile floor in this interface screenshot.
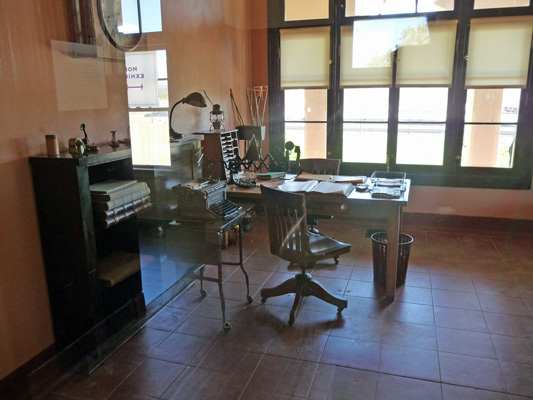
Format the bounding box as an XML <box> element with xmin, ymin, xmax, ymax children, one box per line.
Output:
<box><xmin>27</xmin><ymin>217</ymin><xmax>533</xmax><ymax>399</ymax></box>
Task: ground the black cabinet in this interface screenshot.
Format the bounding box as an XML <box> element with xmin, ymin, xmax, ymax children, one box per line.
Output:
<box><xmin>30</xmin><ymin>145</ymin><xmax>145</xmax><ymax>369</ymax></box>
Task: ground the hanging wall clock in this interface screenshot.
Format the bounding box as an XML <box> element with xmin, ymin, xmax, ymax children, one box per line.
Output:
<box><xmin>97</xmin><ymin>0</ymin><xmax>143</xmax><ymax>51</ymax></box>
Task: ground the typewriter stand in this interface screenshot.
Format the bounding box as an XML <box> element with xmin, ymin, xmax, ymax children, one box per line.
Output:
<box><xmin>172</xmin><ymin>206</ymin><xmax>253</xmax><ymax>330</ymax></box>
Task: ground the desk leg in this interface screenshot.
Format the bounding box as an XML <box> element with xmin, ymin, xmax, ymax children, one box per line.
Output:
<box><xmin>199</xmin><ymin>264</ymin><xmax>207</xmax><ymax>297</ymax></box>
<box><xmin>238</xmin><ymin>224</ymin><xmax>253</xmax><ymax>303</ymax></box>
<box><xmin>386</xmin><ymin>206</ymin><xmax>401</xmax><ymax>302</ymax></box>
<box><xmin>217</xmin><ymin>232</ymin><xmax>231</xmax><ymax>330</ymax></box>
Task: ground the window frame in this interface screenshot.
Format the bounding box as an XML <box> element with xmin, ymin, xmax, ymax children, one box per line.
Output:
<box><xmin>267</xmin><ymin>0</ymin><xmax>533</xmax><ymax>189</ymax></box>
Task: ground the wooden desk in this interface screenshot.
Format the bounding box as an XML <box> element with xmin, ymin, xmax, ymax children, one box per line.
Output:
<box><xmin>227</xmin><ymin>180</ymin><xmax>411</xmax><ymax>302</ymax></box>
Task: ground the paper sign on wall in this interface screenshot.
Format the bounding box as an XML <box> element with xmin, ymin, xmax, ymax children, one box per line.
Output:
<box><xmin>125</xmin><ymin>52</ymin><xmax>159</xmax><ymax>107</ymax></box>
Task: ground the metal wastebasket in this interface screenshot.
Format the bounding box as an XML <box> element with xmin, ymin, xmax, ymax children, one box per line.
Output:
<box><xmin>371</xmin><ymin>232</ymin><xmax>414</xmax><ymax>288</ymax></box>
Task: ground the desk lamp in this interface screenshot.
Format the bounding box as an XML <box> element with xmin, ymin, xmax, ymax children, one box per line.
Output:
<box><xmin>169</xmin><ymin>92</ymin><xmax>207</xmax><ymax>139</ymax></box>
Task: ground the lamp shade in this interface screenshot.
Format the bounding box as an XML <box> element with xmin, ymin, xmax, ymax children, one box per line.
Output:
<box><xmin>169</xmin><ymin>92</ymin><xmax>208</xmax><ymax>139</ymax></box>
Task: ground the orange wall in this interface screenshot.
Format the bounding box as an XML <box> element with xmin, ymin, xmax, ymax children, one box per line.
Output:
<box><xmin>0</xmin><ymin>0</ymin><xmax>252</xmax><ymax>380</ymax></box>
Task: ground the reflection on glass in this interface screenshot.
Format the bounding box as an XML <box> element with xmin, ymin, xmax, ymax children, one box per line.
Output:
<box><xmin>465</xmin><ymin>89</ymin><xmax>520</xmax><ymax>124</ymax></box>
<box><xmin>342</xmin><ymin>123</ymin><xmax>387</xmax><ymax>163</ymax></box>
<box><xmin>344</xmin><ymin>88</ymin><xmax>389</xmax><ymax>121</ymax></box>
<box><xmin>285</xmin><ymin>0</ymin><xmax>329</xmax><ymax>21</ymax></box>
<box><xmin>396</xmin><ymin>123</ymin><xmax>445</xmax><ymax>165</ymax></box>
<box><xmin>119</xmin><ymin>0</ymin><xmax>141</xmax><ymax>34</ymax></box>
<box><xmin>157</xmin><ymin>80</ymin><xmax>168</xmax><ymax>107</ymax></box>
<box><xmin>130</xmin><ymin>111</ymin><xmax>170</xmax><ymax>166</ymax></box>
<box><xmin>285</xmin><ymin>122</ymin><xmax>327</xmax><ymax>159</ymax></box>
<box><xmin>399</xmin><ymin>88</ymin><xmax>448</xmax><ymax>122</ymax></box>
<box><xmin>461</xmin><ymin>124</ymin><xmax>516</xmax><ymax>168</ymax></box>
<box><xmin>474</xmin><ymin>0</ymin><xmax>529</xmax><ymax>9</ymax></box>
<box><xmin>353</xmin><ymin>18</ymin><xmax>428</xmax><ymax>69</ymax></box>
<box><xmin>346</xmin><ymin>0</ymin><xmax>415</xmax><ymax>16</ymax></box>
<box><xmin>285</xmin><ymin>89</ymin><xmax>328</xmax><ymax>121</ymax></box>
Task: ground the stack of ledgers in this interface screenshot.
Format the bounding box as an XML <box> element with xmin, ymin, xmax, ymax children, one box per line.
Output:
<box><xmin>90</xmin><ymin>179</ymin><xmax>152</xmax><ymax>229</ymax></box>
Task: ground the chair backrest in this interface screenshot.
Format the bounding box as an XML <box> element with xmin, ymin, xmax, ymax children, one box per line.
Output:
<box><xmin>260</xmin><ymin>185</ymin><xmax>313</xmax><ymax>267</ymax></box>
<box><xmin>298</xmin><ymin>158</ymin><xmax>340</xmax><ymax>175</ymax></box>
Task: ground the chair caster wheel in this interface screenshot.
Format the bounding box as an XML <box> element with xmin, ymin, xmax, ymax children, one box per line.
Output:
<box><xmin>247</xmin><ymin>295</ymin><xmax>253</xmax><ymax>303</ymax></box>
<box><xmin>222</xmin><ymin>321</ymin><xmax>231</xmax><ymax>331</ymax></box>
<box><xmin>337</xmin><ymin>307</ymin><xmax>344</xmax><ymax>314</ymax></box>
<box><xmin>200</xmin><ymin>289</ymin><xmax>207</xmax><ymax>297</ymax></box>
<box><xmin>261</xmin><ymin>297</ymin><xmax>267</xmax><ymax>304</ymax></box>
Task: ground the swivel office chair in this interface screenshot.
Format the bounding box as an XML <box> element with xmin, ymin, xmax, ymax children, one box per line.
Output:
<box><xmin>260</xmin><ymin>185</ymin><xmax>350</xmax><ymax>325</ymax></box>
<box><xmin>297</xmin><ymin>158</ymin><xmax>341</xmax><ymax>234</ymax></box>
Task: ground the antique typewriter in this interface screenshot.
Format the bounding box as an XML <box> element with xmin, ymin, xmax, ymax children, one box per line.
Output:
<box><xmin>172</xmin><ymin>180</ymin><xmax>242</xmax><ymax>221</ymax></box>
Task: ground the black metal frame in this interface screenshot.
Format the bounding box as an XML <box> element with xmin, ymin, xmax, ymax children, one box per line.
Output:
<box><xmin>268</xmin><ymin>0</ymin><xmax>533</xmax><ymax>189</ymax></box>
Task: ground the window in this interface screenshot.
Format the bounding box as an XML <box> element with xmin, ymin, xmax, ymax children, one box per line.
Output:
<box><xmin>269</xmin><ymin>0</ymin><xmax>533</xmax><ymax>189</ymax></box>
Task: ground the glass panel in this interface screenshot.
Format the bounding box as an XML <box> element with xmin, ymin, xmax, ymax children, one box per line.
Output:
<box><xmin>342</xmin><ymin>123</ymin><xmax>388</xmax><ymax>163</ymax></box>
<box><xmin>280</xmin><ymin>27</ymin><xmax>330</xmax><ymax>89</ymax></box>
<box><xmin>157</xmin><ymin>80</ymin><xmax>168</xmax><ymax>107</ymax></box>
<box><xmin>346</xmin><ymin>0</ymin><xmax>416</xmax><ymax>16</ymax></box>
<box><xmin>156</xmin><ymin>50</ymin><xmax>167</xmax><ymax>79</ymax></box>
<box><xmin>417</xmin><ymin>0</ymin><xmax>454</xmax><ymax>12</ymax></box>
<box><xmin>461</xmin><ymin>124</ymin><xmax>516</xmax><ymax>168</ymax></box>
<box><xmin>285</xmin><ymin>123</ymin><xmax>327</xmax><ymax>159</ymax></box>
<box><xmin>344</xmin><ymin>88</ymin><xmax>389</xmax><ymax>121</ymax></box>
<box><xmin>129</xmin><ymin>111</ymin><xmax>171</xmax><ymax>166</ymax></box>
<box><xmin>139</xmin><ymin>0</ymin><xmax>163</xmax><ymax>32</ymax></box>
<box><xmin>396</xmin><ymin>123</ymin><xmax>445</xmax><ymax>165</ymax></box>
<box><xmin>474</xmin><ymin>0</ymin><xmax>529</xmax><ymax>9</ymax></box>
<box><xmin>285</xmin><ymin>89</ymin><xmax>328</xmax><ymax>121</ymax></box>
<box><xmin>119</xmin><ymin>0</ymin><xmax>141</xmax><ymax>34</ymax></box>
<box><xmin>465</xmin><ymin>17</ymin><xmax>533</xmax><ymax>88</ymax></box>
<box><xmin>465</xmin><ymin>89</ymin><xmax>521</xmax><ymax>124</ymax></box>
<box><xmin>399</xmin><ymin>88</ymin><xmax>448</xmax><ymax>122</ymax></box>
<box><xmin>285</xmin><ymin>0</ymin><xmax>328</xmax><ymax>21</ymax></box>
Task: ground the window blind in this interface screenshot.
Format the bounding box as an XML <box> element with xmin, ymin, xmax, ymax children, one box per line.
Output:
<box><xmin>396</xmin><ymin>20</ymin><xmax>458</xmax><ymax>87</ymax></box>
<box><xmin>340</xmin><ymin>25</ymin><xmax>393</xmax><ymax>88</ymax></box>
<box><xmin>465</xmin><ymin>16</ymin><xmax>533</xmax><ymax>88</ymax></box>
<box><xmin>280</xmin><ymin>27</ymin><xmax>330</xmax><ymax>89</ymax></box>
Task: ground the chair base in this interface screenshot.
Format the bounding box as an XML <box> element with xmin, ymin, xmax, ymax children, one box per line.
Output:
<box><xmin>260</xmin><ymin>272</ymin><xmax>348</xmax><ymax>325</ymax></box>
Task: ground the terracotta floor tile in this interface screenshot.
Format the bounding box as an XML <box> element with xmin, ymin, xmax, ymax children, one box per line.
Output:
<box><xmin>432</xmin><ymin>289</ymin><xmax>481</xmax><ymax>311</ymax></box>
<box><xmin>439</xmin><ymin>352</ymin><xmax>507</xmax><ymax>392</ymax></box>
<box><xmin>431</xmin><ymin>274</ymin><xmax>476</xmax><ymax>293</ymax></box>
<box><xmin>345</xmin><ymin>280</ymin><xmax>386</xmax><ymax>299</ymax></box>
<box><xmin>320</xmin><ymin>336</ymin><xmax>381</xmax><ymax>371</ymax></box>
<box><xmin>244</xmin><ymin>255</ymin><xmax>283</xmax><ymax>272</ymax></box>
<box><xmin>375</xmin><ymin>374</ymin><xmax>442</xmax><ymax>400</ymax></box>
<box><xmin>109</xmin><ymin>358</ymin><xmax>186</xmax><ymax>399</ymax></box>
<box><xmin>404</xmin><ymin>271</ymin><xmax>432</xmax><ymax>288</ymax></box>
<box><xmin>176</xmin><ymin>315</ymin><xmax>227</xmax><ymax>339</ymax></box>
<box><xmin>329</xmin><ymin>315</ymin><xmax>383</xmax><ymax>343</ymax></box>
<box><xmin>312</xmin><ymin>263</ymin><xmax>354</xmax><ymax>280</ymax></box>
<box><xmin>308</xmin><ymin>363</ymin><xmax>378</xmax><ymax>400</ymax></box>
<box><xmin>394</xmin><ymin>285</ymin><xmax>433</xmax><ymax>305</ymax></box>
<box><xmin>383</xmin><ymin>301</ymin><xmax>435</xmax><ymax>326</ymax></box>
<box><xmin>477</xmin><ymin>294</ymin><xmax>532</xmax><ymax>317</ymax></box>
<box><xmin>441</xmin><ymin>384</ymin><xmax>510</xmax><ymax>400</ymax></box>
<box><xmin>149</xmin><ymin>332</ymin><xmax>213</xmax><ymax>366</ymax></box>
<box><xmin>434</xmin><ymin>307</ymin><xmax>488</xmax><ymax>333</ymax></box>
<box><xmin>473</xmin><ymin>278</ymin><xmax>521</xmax><ymax>298</ymax></box>
<box><xmin>349</xmin><ymin>266</ymin><xmax>375</xmax><ymax>282</ymax></box>
<box><xmin>484</xmin><ymin>312</ymin><xmax>533</xmax><ymax>338</ymax></box>
<box><xmin>500</xmin><ymin>360</ymin><xmax>533</xmax><ymax>397</ymax></box>
<box><xmin>380</xmin><ymin>320</ymin><xmax>437</xmax><ymax>350</ymax></box>
<box><xmin>108</xmin><ymin>327</ymin><xmax>171</xmax><ymax>366</ymax></box>
<box><xmin>144</xmin><ymin>306</ymin><xmax>190</xmax><ymax>331</ymax></box>
<box><xmin>266</xmin><ymin>331</ymin><xmax>328</xmax><ymax>362</ymax></box>
<box><xmin>436</xmin><ymin>327</ymin><xmax>497</xmax><ymax>359</ymax></box>
<box><xmin>379</xmin><ymin>344</ymin><xmax>440</xmax><ymax>381</ymax></box>
<box><xmin>342</xmin><ymin>295</ymin><xmax>389</xmax><ymax>320</ymax></box>
<box><xmin>491</xmin><ymin>334</ymin><xmax>533</xmax><ymax>364</ymax></box>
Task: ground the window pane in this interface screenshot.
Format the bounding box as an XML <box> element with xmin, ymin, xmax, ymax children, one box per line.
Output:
<box><xmin>399</xmin><ymin>88</ymin><xmax>448</xmax><ymax>122</ymax></box>
<box><xmin>156</xmin><ymin>50</ymin><xmax>167</xmax><ymax>79</ymax></box>
<box><xmin>285</xmin><ymin>123</ymin><xmax>327</xmax><ymax>159</ymax></box>
<box><xmin>417</xmin><ymin>0</ymin><xmax>454</xmax><ymax>12</ymax></box>
<box><xmin>342</xmin><ymin>123</ymin><xmax>388</xmax><ymax>163</ymax></box>
<box><xmin>396</xmin><ymin>123</ymin><xmax>445</xmax><ymax>165</ymax></box>
<box><xmin>285</xmin><ymin>0</ymin><xmax>328</xmax><ymax>21</ymax></box>
<box><xmin>474</xmin><ymin>0</ymin><xmax>529</xmax><ymax>9</ymax></box>
<box><xmin>346</xmin><ymin>0</ymin><xmax>415</xmax><ymax>16</ymax></box>
<box><xmin>130</xmin><ymin>111</ymin><xmax>170</xmax><ymax>166</ymax></box>
<box><xmin>139</xmin><ymin>0</ymin><xmax>162</xmax><ymax>32</ymax></box>
<box><xmin>344</xmin><ymin>88</ymin><xmax>389</xmax><ymax>121</ymax></box>
<box><xmin>285</xmin><ymin>89</ymin><xmax>327</xmax><ymax>121</ymax></box>
<box><xmin>461</xmin><ymin>124</ymin><xmax>516</xmax><ymax>168</ymax></box>
<box><xmin>280</xmin><ymin>27</ymin><xmax>330</xmax><ymax>89</ymax></box>
<box><xmin>465</xmin><ymin>89</ymin><xmax>521</xmax><ymax>124</ymax></box>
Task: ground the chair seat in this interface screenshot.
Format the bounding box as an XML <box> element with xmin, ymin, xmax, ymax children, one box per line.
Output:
<box><xmin>309</xmin><ymin>231</ymin><xmax>351</xmax><ymax>258</ymax></box>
